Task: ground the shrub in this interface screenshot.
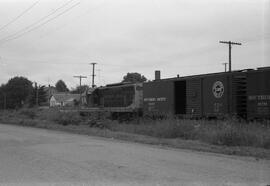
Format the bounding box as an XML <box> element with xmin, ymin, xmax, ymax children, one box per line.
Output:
<box><xmin>19</xmin><ymin>108</ymin><xmax>37</xmax><ymax>119</ymax></box>
<box><xmin>199</xmin><ymin>120</ymin><xmax>270</xmax><ymax>148</ymax></box>
<box><xmin>104</xmin><ymin>117</ymin><xmax>270</xmax><ymax>149</ymax></box>
<box><xmin>54</xmin><ymin>112</ymin><xmax>82</xmax><ymax>126</ymax></box>
<box><xmin>263</xmin><ymin>136</ymin><xmax>270</xmax><ymax>149</ymax></box>
<box><xmin>38</xmin><ymin>108</ymin><xmax>60</xmax><ymax>121</ymax></box>
<box><xmin>19</xmin><ymin>119</ymin><xmax>38</xmax><ymax>126</ymax></box>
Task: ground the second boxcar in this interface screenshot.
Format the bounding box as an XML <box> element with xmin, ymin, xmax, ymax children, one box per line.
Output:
<box><xmin>246</xmin><ymin>67</ymin><xmax>270</xmax><ymax>119</ymax></box>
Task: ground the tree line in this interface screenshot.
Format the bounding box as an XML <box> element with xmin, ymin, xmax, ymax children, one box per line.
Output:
<box><xmin>0</xmin><ymin>77</ymin><xmax>70</xmax><ymax>109</ymax></box>
<box><xmin>0</xmin><ymin>72</ymin><xmax>147</xmax><ymax>110</ymax></box>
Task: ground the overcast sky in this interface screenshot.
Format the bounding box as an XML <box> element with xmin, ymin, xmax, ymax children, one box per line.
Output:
<box><xmin>0</xmin><ymin>0</ymin><xmax>269</xmax><ymax>88</ymax></box>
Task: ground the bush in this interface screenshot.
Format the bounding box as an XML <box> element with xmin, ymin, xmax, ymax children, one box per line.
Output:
<box><xmin>150</xmin><ymin>119</ymin><xmax>196</xmax><ymax>139</ymax></box>
<box><xmin>263</xmin><ymin>136</ymin><xmax>270</xmax><ymax>149</ymax></box>
<box><xmin>38</xmin><ymin>108</ymin><xmax>60</xmax><ymax>121</ymax></box>
<box><xmin>54</xmin><ymin>112</ymin><xmax>82</xmax><ymax>126</ymax></box>
<box><xmin>1</xmin><ymin>108</ymin><xmax>270</xmax><ymax>149</ymax></box>
<box><xmin>19</xmin><ymin>108</ymin><xmax>37</xmax><ymax>119</ymax></box>
<box><xmin>19</xmin><ymin>119</ymin><xmax>38</xmax><ymax>126</ymax></box>
<box><xmin>199</xmin><ymin>120</ymin><xmax>270</xmax><ymax>148</ymax></box>
<box><xmin>104</xmin><ymin>117</ymin><xmax>270</xmax><ymax>149</ymax></box>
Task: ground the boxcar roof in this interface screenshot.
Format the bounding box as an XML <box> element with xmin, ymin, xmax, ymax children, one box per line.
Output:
<box><xmin>148</xmin><ymin>66</ymin><xmax>270</xmax><ymax>83</ymax></box>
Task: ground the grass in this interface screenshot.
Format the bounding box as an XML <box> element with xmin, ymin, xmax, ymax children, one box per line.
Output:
<box><xmin>0</xmin><ymin>108</ymin><xmax>269</xmax><ymax>159</ymax></box>
<box><xmin>102</xmin><ymin>118</ymin><xmax>270</xmax><ymax>149</ymax></box>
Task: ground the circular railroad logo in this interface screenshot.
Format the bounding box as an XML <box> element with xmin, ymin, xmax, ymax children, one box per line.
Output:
<box><xmin>212</xmin><ymin>81</ymin><xmax>224</xmax><ymax>98</ymax></box>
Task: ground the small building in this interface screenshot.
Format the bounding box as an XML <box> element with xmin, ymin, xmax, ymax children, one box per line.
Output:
<box><xmin>83</xmin><ymin>87</ymin><xmax>96</xmax><ymax>107</ymax></box>
<box><xmin>50</xmin><ymin>93</ymin><xmax>80</xmax><ymax>107</ymax></box>
<box><xmin>44</xmin><ymin>86</ymin><xmax>58</xmax><ymax>104</ymax></box>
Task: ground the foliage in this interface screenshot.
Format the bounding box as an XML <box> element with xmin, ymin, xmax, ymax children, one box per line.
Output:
<box><xmin>1</xmin><ymin>107</ymin><xmax>270</xmax><ymax>150</ymax></box>
<box><xmin>28</xmin><ymin>85</ymin><xmax>48</xmax><ymax>107</ymax></box>
<box><xmin>103</xmin><ymin>117</ymin><xmax>270</xmax><ymax>149</ymax></box>
<box><xmin>0</xmin><ymin>84</ymin><xmax>6</xmax><ymax>109</ymax></box>
<box><xmin>19</xmin><ymin>108</ymin><xmax>37</xmax><ymax>119</ymax></box>
<box><xmin>55</xmin><ymin>80</ymin><xmax>69</xmax><ymax>92</ymax></box>
<box><xmin>1</xmin><ymin>77</ymin><xmax>33</xmax><ymax>109</ymax></box>
<box><xmin>53</xmin><ymin>112</ymin><xmax>82</xmax><ymax>126</ymax></box>
<box><xmin>122</xmin><ymin>72</ymin><xmax>147</xmax><ymax>83</ymax></box>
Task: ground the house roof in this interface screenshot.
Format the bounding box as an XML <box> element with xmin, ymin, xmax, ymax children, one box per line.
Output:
<box><xmin>51</xmin><ymin>93</ymin><xmax>80</xmax><ymax>102</ymax></box>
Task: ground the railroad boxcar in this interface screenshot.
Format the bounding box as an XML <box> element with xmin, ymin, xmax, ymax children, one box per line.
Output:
<box><xmin>143</xmin><ymin>67</ymin><xmax>270</xmax><ymax>119</ymax></box>
<box><xmin>143</xmin><ymin>72</ymin><xmax>232</xmax><ymax>118</ymax></box>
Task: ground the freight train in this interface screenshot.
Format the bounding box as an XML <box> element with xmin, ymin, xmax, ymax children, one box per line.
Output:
<box><xmin>86</xmin><ymin>67</ymin><xmax>270</xmax><ymax>120</ymax></box>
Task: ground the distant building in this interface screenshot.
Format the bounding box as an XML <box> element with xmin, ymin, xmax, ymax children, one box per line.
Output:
<box><xmin>50</xmin><ymin>93</ymin><xmax>80</xmax><ymax>107</ymax></box>
<box><xmin>44</xmin><ymin>86</ymin><xmax>58</xmax><ymax>104</ymax></box>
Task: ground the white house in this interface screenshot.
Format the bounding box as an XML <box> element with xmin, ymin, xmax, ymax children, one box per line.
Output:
<box><xmin>50</xmin><ymin>93</ymin><xmax>80</xmax><ymax>107</ymax></box>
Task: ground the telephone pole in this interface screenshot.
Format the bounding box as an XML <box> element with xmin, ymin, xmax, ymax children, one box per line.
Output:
<box><xmin>73</xmin><ymin>75</ymin><xmax>87</xmax><ymax>91</ymax></box>
<box><xmin>73</xmin><ymin>75</ymin><xmax>87</xmax><ymax>105</ymax></box>
<box><xmin>219</xmin><ymin>41</ymin><xmax>242</xmax><ymax>72</ymax></box>
<box><xmin>90</xmin><ymin>62</ymin><xmax>97</xmax><ymax>88</ymax></box>
<box><xmin>222</xmin><ymin>62</ymin><xmax>228</xmax><ymax>72</ymax></box>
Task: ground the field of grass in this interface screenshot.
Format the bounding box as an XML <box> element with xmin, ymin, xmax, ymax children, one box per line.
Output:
<box><xmin>0</xmin><ymin>108</ymin><xmax>269</xmax><ymax>159</ymax></box>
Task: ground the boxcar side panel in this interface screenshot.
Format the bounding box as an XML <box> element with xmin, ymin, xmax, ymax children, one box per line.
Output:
<box><xmin>186</xmin><ymin>78</ymin><xmax>202</xmax><ymax>117</ymax></box>
<box><xmin>247</xmin><ymin>70</ymin><xmax>270</xmax><ymax>119</ymax></box>
<box><xmin>202</xmin><ymin>75</ymin><xmax>229</xmax><ymax>117</ymax></box>
<box><xmin>143</xmin><ymin>80</ymin><xmax>174</xmax><ymax>116</ymax></box>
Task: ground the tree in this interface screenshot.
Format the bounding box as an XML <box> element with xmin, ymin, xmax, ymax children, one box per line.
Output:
<box><xmin>28</xmin><ymin>85</ymin><xmax>48</xmax><ymax>107</ymax></box>
<box><xmin>0</xmin><ymin>84</ymin><xmax>7</xmax><ymax>110</ymax></box>
<box><xmin>70</xmin><ymin>85</ymin><xmax>89</xmax><ymax>94</ymax></box>
<box><xmin>55</xmin><ymin>80</ymin><xmax>69</xmax><ymax>92</ymax></box>
<box><xmin>122</xmin><ymin>72</ymin><xmax>147</xmax><ymax>83</ymax></box>
<box><xmin>3</xmin><ymin>77</ymin><xmax>33</xmax><ymax>109</ymax></box>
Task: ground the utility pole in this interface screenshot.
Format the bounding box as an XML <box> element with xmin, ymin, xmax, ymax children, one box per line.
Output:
<box><xmin>90</xmin><ymin>62</ymin><xmax>97</xmax><ymax>88</ymax></box>
<box><xmin>73</xmin><ymin>75</ymin><xmax>87</xmax><ymax>91</ymax></box>
<box><xmin>222</xmin><ymin>62</ymin><xmax>228</xmax><ymax>72</ymax></box>
<box><xmin>73</xmin><ymin>75</ymin><xmax>87</xmax><ymax>105</ymax></box>
<box><xmin>219</xmin><ymin>41</ymin><xmax>242</xmax><ymax>72</ymax></box>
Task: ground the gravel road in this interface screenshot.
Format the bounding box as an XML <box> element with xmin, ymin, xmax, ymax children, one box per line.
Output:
<box><xmin>0</xmin><ymin>123</ymin><xmax>269</xmax><ymax>186</ymax></box>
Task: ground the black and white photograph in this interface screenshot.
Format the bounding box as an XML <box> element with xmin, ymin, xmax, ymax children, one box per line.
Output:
<box><xmin>0</xmin><ymin>0</ymin><xmax>269</xmax><ymax>185</ymax></box>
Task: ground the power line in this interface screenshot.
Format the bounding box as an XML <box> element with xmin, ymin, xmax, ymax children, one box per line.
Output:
<box><xmin>36</xmin><ymin>0</ymin><xmax>108</xmax><ymax>40</ymax></box>
<box><xmin>0</xmin><ymin>0</ymin><xmax>40</xmax><ymax>32</ymax></box>
<box><xmin>0</xmin><ymin>0</ymin><xmax>79</xmax><ymax>45</ymax></box>
<box><xmin>0</xmin><ymin>0</ymin><xmax>78</xmax><ymax>44</ymax></box>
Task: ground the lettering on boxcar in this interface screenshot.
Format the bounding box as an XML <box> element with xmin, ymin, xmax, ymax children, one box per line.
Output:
<box><xmin>248</xmin><ymin>95</ymin><xmax>270</xmax><ymax>100</ymax></box>
<box><xmin>213</xmin><ymin>102</ymin><xmax>223</xmax><ymax>112</ymax></box>
<box><xmin>144</xmin><ymin>97</ymin><xmax>167</xmax><ymax>102</ymax></box>
<box><xmin>148</xmin><ymin>102</ymin><xmax>156</xmax><ymax>111</ymax></box>
<box><xmin>157</xmin><ymin>97</ymin><xmax>167</xmax><ymax>101</ymax></box>
<box><xmin>258</xmin><ymin>102</ymin><xmax>268</xmax><ymax>106</ymax></box>
<box><xmin>144</xmin><ymin>98</ymin><xmax>156</xmax><ymax>102</ymax></box>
